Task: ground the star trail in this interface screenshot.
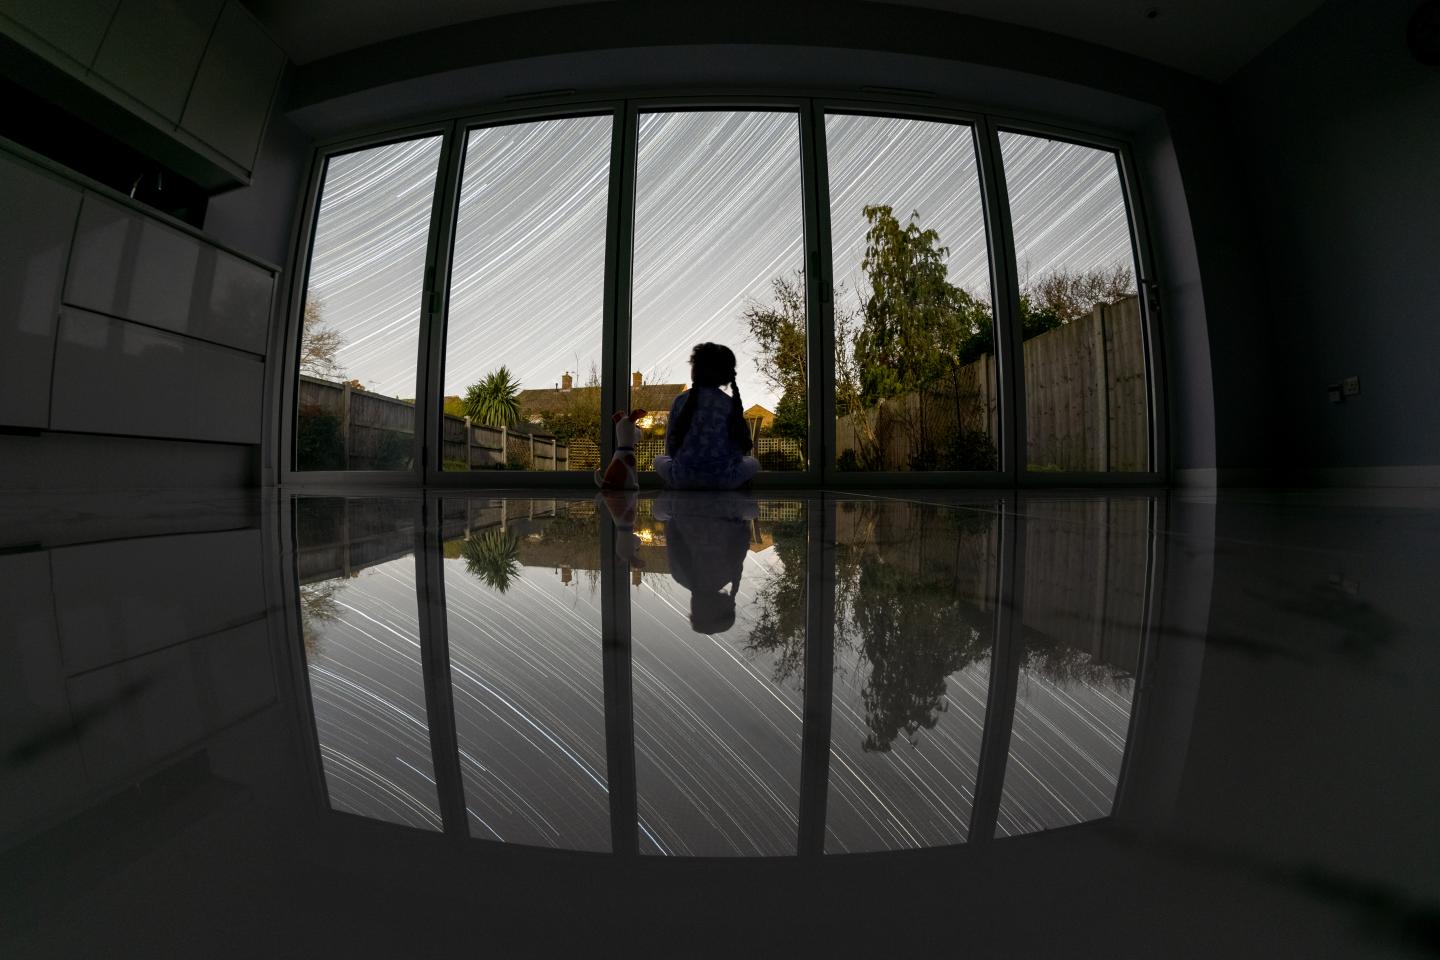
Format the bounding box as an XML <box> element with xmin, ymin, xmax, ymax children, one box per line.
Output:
<box><xmin>303</xmin><ymin>111</ymin><xmax>1136</xmax><ymax>411</ymax></box>
<box><xmin>296</xmin><ymin>496</ymin><xmax>1141</xmax><ymax>854</ymax></box>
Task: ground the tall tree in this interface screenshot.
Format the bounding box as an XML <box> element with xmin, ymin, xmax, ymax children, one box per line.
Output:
<box><xmin>1027</xmin><ymin>264</ymin><xmax>1135</xmax><ymax>323</ymax></box>
<box><xmin>298</xmin><ymin>293</ymin><xmax>345</xmax><ymax>380</ymax></box>
<box><xmin>854</xmin><ymin>205</ymin><xmax>970</xmax><ymax>455</ymax></box>
<box><xmin>743</xmin><ymin>272</ymin><xmax>808</xmax><ymax>439</ymax></box>
<box><xmin>464</xmin><ymin>366</ymin><xmax>521</xmax><ymax>427</ymax></box>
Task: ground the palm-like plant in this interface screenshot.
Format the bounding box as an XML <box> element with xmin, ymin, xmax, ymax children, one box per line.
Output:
<box><xmin>464</xmin><ymin>366</ymin><xmax>522</xmax><ymax>427</ymax></box>
<box><xmin>462</xmin><ymin>528</ymin><xmax>521</xmax><ymax>593</ymax></box>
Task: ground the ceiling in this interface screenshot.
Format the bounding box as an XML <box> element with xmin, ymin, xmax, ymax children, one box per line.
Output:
<box><xmin>243</xmin><ymin>0</ymin><xmax>1328</xmax><ymax>82</ymax></box>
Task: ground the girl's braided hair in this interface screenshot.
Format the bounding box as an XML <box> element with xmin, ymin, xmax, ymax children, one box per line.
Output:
<box><xmin>668</xmin><ymin>342</ymin><xmax>753</xmax><ymax>456</ymax></box>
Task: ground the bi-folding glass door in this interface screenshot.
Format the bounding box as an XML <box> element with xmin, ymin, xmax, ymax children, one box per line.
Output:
<box><xmin>283</xmin><ymin>99</ymin><xmax>1162</xmax><ymax>486</ymax></box>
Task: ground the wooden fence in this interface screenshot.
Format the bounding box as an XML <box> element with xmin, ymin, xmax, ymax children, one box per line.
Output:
<box><xmin>297</xmin><ymin>376</ymin><xmax>416</xmax><ymax>471</ymax></box>
<box><xmin>1025</xmin><ymin>295</ymin><xmax>1147</xmax><ymax>472</ymax></box>
<box><xmin>298</xmin><ymin>376</ymin><xmax>571</xmax><ymax>471</ymax></box>
<box><xmin>834</xmin><ymin>295</ymin><xmax>1146</xmax><ymax>471</ymax></box>
<box><xmin>440</xmin><ymin>416</ymin><xmax>569</xmax><ymax>470</ymax></box>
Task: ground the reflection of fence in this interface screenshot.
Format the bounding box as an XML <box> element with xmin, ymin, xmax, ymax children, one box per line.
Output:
<box><xmin>299</xmin><ymin>376</ymin><xmax>571</xmax><ymax>470</ymax></box>
<box><xmin>834</xmin><ymin>295</ymin><xmax>1146</xmax><ymax>471</ymax></box>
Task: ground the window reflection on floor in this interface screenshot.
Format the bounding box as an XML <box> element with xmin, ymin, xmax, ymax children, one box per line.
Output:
<box><xmin>996</xmin><ymin>499</ymin><xmax>1149</xmax><ymax>835</ymax></box>
<box><xmin>441</xmin><ymin>499</ymin><xmax>611</xmax><ymax>851</ymax></box>
<box><xmin>295</xmin><ymin>498</ymin><xmax>441</xmax><ymax>830</ymax></box>
<box><xmin>825</xmin><ymin>500</ymin><xmax>1001</xmax><ymax>851</ymax></box>
<box><xmin>631</xmin><ymin>495</ymin><xmax>807</xmax><ymax>856</ymax></box>
<box><xmin>289</xmin><ymin>494</ymin><xmax>1153</xmax><ymax>849</ymax></box>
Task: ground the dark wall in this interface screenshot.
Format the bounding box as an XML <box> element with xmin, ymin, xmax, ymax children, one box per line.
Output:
<box><xmin>1228</xmin><ymin>0</ymin><xmax>1440</xmax><ymax>477</ymax></box>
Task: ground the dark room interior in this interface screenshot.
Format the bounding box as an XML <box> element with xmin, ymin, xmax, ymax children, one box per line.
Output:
<box><xmin>2</xmin><ymin>1</ymin><xmax>1438</xmax><ymax>957</ymax></box>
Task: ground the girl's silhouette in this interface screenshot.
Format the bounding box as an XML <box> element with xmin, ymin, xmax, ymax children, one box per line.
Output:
<box><xmin>654</xmin><ymin>343</ymin><xmax>760</xmax><ymax>490</ymax></box>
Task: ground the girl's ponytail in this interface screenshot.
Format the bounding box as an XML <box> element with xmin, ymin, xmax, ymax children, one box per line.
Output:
<box><xmin>727</xmin><ymin>377</ymin><xmax>753</xmax><ymax>455</ymax></box>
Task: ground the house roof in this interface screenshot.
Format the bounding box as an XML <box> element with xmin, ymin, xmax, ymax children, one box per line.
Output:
<box><xmin>516</xmin><ymin>383</ymin><xmax>687</xmax><ymax>418</ymax></box>
<box><xmin>743</xmin><ymin>404</ymin><xmax>775</xmax><ymax>422</ymax></box>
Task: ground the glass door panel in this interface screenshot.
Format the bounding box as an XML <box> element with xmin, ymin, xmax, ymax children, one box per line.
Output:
<box><xmin>442</xmin><ymin>498</ymin><xmax>611</xmax><ymax>850</ymax></box>
<box><xmin>295</xmin><ymin>497</ymin><xmax>441</xmax><ymax>829</ymax></box>
<box><xmin>825</xmin><ymin>500</ymin><xmax>999</xmax><ymax>852</ymax></box>
<box><xmin>824</xmin><ymin>114</ymin><xmax>999</xmax><ymax>473</ymax></box>
<box><xmin>630</xmin><ymin>111</ymin><xmax>808</xmax><ymax>473</ymax></box>
<box><xmin>998</xmin><ymin>132</ymin><xmax>1150</xmax><ymax>472</ymax></box>
<box><xmin>296</xmin><ymin>137</ymin><xmax>442</xmax><ymax>471</ymax></box>
<box><xmin>441</xmin><ymin>116</ymin><xmax>613</xmax><ymax>474</ymax></box>
<box><xmin>630</xmin><ymin>494</ymin><xmax>808</xmax><ymax>855</ymax></box>
<box><xmin>995</xmin><ymin>498</ymin><xmax>1150</xmax><ymax>836</ymax></box>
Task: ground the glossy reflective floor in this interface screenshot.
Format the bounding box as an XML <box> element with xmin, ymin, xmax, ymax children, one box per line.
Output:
<box><xmin>3</xmin><ymin>488</ymin><xmax>1438</xmax><ymax>958</ymax></box>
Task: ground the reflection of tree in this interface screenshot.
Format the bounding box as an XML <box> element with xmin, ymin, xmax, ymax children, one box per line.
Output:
<box><xmin>747</xmin><ymin>501</ymin><xmax>1001</xmax><ymax>751</ymax></box>
<box><xmin>1019</xmin><ymin>629</ymin><xmax>1129</xmax><ymax>689</ymax></box>
<box><xmin>462</xmin><ymin>528</ymin><xmax>521</xmax><ymax>592</ymax></box>
<box><xmin>743</xmin><ymin>519</ymin><xmax>808</xmax><ymax>685</ymax></box>
<box><xmin>848</xmin><ymin>556</ymin><xmax>991</xmax><ymax>751</ymax></box>
<box><xmin>299</xmin><ymin>579</ymin><xmax>344</xmax><ymax>655</ymax></box>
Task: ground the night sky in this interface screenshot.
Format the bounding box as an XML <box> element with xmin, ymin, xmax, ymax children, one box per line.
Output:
<box><xmin>305</xmin><ymin>113</ymin><xmax>1135</xmax><ymax>409</ymax></box>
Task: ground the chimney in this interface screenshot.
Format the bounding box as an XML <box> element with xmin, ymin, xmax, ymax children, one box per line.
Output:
<box><xmin>561</xmin><ymin>371</ymin><xmax>573</xmax><ymax>390</ymax></box>
<box><xmin>632</xmin><ymin>371</ymin><xmax>642</xmax><ymax>389</ymax></box>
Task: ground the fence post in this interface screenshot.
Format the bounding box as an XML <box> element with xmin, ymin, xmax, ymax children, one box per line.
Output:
<box><xmin>464</xmin><ymin>416</ymin><xmax>473</xmax><ymax>471</ymax></box>
<box><xmin>340</xmin><ymin>380</ymin><xmax>352</xmax><ymax>470</ymax></box>
<box><xmin>500</xmin><ymin>425</ymin><xmax>508</xmax><ymax>467</ymax></box>
<box><xmin>529</xmin><ymin>433</ymin><xmax>536</xmax><ymax>468</ymax></box>
<box><xmin>1092</xmin><ymin>304</ymin><xmax>1110</xmax><ymax>472</ymax></box>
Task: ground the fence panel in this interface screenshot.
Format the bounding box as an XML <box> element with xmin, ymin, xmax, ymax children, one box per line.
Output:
<box><xmin>833</xmin><ymin>295</ymin><xmax>1145</xmax><ymax>472</ymax></box>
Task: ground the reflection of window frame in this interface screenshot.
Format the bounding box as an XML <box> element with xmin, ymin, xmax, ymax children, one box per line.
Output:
<box><xmin>279</xmin><ymin>492</ymin><xmax>1164</xmax><ymax>854</ymax></box>
<box><xmin>278</xmin><ymin>97</ymin><xmax>1164</xmax><ymax>490</ymax></box>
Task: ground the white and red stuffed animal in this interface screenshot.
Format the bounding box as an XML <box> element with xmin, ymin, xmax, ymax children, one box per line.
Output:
<box><xmin>595</xmin><ymin>409</ymin><xmax>646</xmax><ymax>490</ymax></box>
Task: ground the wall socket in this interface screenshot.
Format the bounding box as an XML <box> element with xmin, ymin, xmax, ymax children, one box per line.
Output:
<box><xmin>1342</xmin><ymin>376</ymin><xmax>1361</xmax><ymax>397</ymax></box>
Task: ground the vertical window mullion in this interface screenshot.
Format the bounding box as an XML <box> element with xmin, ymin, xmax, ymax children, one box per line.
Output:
<box><xmin>967</xmin><ymin>498</ymin><xmax>1024</xmax><ymax>842</ymax></box>
<box><xmin>1116</xmin><ymin>146</ymin><xmax>1167</xmax><ymax>478</ymax></box>
<box><xmin>800</xmin><ymin>101</ymin><xmax>834</xmax><ymax>485</ymax></box>
<box><xmin>416</xmin><ymin>495</ymin><xmax>467</xmax><ymax>836</ymax></box>
<box><xmin>975</xmin><ymin>116</ymin><xmax>1026</xmax><ymax>484</ymax></box>
<box><xmin>419</xmin><ymin>121</ymin><xmax>467</xmax><ymax>484</ymax></box>
<box><xmin>605</xmin><ymin>104</ymin><xmax>640</xmax><ymax>461</ymax></box>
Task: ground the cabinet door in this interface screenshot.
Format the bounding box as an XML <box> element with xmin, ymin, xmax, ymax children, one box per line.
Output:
<box><xmin>0</xmin><ymin>153</ymin><xmax>81</xmax><ymax>429</ymax></box>
<box><xmin>0</xmin><ymin>0</ymin><xmax>118</xmax><ymax>67</ymax></box>
<box><xmin>181</xmin><ymin>1</ymin><xmax>284</xmax><ymax>173</ymax></box>
<box><xmin>90</xmin><ymin>0</ymin><xmax>223</xmax><ymax>122</ymax></box>
<box><xmin>65</xmin><ymin>195</ymin><xmax>274</xmax><ymax>355</ymax></box>
<box><xmin>50</xmin><ymin>307</ymin><xmax>264</xmax><ymax>444</ymax></box>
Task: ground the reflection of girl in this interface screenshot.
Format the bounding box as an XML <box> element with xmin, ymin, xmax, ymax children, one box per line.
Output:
<box><xmin>654</xmin><ymin>343</ymin><xmax>760</xmax><ymax>490</ymax></box>
<box><xmin>654</xmin><ymin>492</ymin><xmax>758</xmax><ymax>634</ymax></box>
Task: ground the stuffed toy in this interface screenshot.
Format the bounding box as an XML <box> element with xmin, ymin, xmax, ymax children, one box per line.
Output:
<box><xmin>595</xmin><ymin>409</ymin><xmax>646</xmax><ymax>490</ymax></box>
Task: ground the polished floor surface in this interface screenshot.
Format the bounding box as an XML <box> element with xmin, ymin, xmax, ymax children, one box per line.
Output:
<box><xmin>2</xmin><ymin>488</ymin><xmax>1437</xmax><ymax>957</ymax></box>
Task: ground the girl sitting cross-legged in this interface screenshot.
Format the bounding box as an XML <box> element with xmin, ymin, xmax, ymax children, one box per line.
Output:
<box><xmin>653</xmin><ymin>343</ymin><xmax>760</xmax><ymax>490</ymax></box>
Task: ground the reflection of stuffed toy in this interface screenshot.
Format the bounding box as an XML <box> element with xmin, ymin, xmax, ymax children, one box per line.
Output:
<box><xmin>595</xmin><ymin>489</ymin><xmax>645</xmax><ymax>570</ymax></box>
<box><xmin>595</xmin><ymin>409</ymin><xmax>646</xmax><ymax>490</ymax></box>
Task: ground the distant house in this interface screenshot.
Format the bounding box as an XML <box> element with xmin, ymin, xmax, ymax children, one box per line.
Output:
<box><xmin>516</xmin><ymin>371</ymin><xmax>686</xmax><ymax>427</ymax></box>
<box><xmin>743</xmin><ymin>404</ymin><xmax>775</xmax><ymax>432</ymax></box>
